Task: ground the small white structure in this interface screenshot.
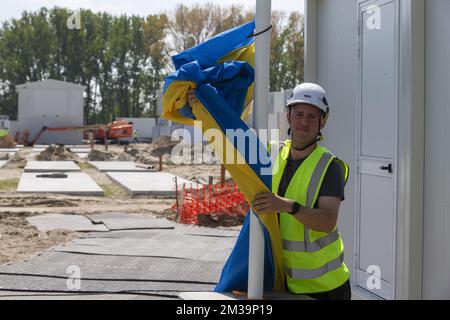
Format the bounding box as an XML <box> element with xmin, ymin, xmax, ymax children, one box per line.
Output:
<box><xmin>0</xmin><ymin>115</ymin><xmax>10</xmax><ymax>130</ymax></box>
<box><xmin>16</xmin><ymin>79</ymin><xmax>85</xmax><ymax>145</ymax></box>
<box><xmin>301</xmin><ymin>0</ymin><xmax>448</xmax><ymax>300</ymax></box>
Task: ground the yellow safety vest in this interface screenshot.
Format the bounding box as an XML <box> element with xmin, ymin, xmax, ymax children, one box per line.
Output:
<box><xmin>0</xmin><ymin>129</ymin><xmax>8</xmax><ymax>138</ymax></box>
<box><xmin>271</xmin><ymin>140</ymin><xmax>350</xmax><ymax>294</ymax></box>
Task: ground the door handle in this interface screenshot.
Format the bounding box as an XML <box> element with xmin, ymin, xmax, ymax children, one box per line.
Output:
<box><xmin>379</xmin><ymin>163</ymin><xmax>393</xmax><ymax>174</ymax></box>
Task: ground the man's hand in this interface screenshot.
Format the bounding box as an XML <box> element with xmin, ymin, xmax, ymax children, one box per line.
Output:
<box><xmin>188</xmin><ymin>89</ymin><xmax>198</xmax><ymax>107</ymax></box>
<box><xmin>252</xmin><ymin>192</ymin><xmax>294</xmax><ymax>214</ymax></box>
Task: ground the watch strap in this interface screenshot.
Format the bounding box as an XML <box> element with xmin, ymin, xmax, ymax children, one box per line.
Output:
<box><xmin>290</xmin><ymin>202</ymin><xmax>301</xmax><ymax>215</ymax></box>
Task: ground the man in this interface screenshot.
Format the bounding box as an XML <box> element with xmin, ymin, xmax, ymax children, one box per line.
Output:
<box><xmin>252</xmin><ymin>83</ymin><xmax>351</xmax><ymax>300</ymax></box>
<box><xmin>133</xmin><ymin>129</ymin><xmax>139</xmax><ymax>144</ymax></box>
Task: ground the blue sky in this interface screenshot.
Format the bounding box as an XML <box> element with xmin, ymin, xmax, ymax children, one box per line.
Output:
<box><xmin>0</xmin><ymin>0</ymin><xmax>304</xmax><ymax>23</ymax></box>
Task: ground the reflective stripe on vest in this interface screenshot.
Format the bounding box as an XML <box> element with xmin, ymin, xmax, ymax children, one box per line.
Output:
<box><xmin>283</xmin><ymin>229</ymin><xmax>340</xmax><ymax>253</ymax></box>
<box><xmin>303</xmin><ymin>151</ymin><xmax>335</xmax><ymax>247</ymax></box>
<box><xmin>306</xmin><ymin>152</ymin><xmax>334</xmax><ymax>208</ymax></box>
<box><xmin>285</xmin><ymin>253</ymin><xmax>345</xmax><ymax>280</ymax></box>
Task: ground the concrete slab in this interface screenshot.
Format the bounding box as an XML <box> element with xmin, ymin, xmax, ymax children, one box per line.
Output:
<box><xmin>0</xmin><ymin>160</ymin><xmax>7</xmax><ymax>169</ymax></box>
<box><xmin>87</xmin><ymin>213</ymin><xmax>174</xmax><ymax>230</ymax></box>
<box><xmin>106</xmin><ymin>172</ymin><xmax>195</xmax><ymax>196</ymax></box>
<box><xmin>24</xmin><ymin>161</ymin><xmax>81</xmax><ymax>172</ymax></box>
<box><xmin>0</xmin><ymin>148</ymin><xmax>19</xmax><ymax>152</ymax></box>
<box><xmin>17</xmin><ymin>172</ymin><xmax>104</xmax><ymax>196</ymax></box>
<box><xmin>82</xmin><ymin>226</ymin><xmax>241</xmax><ymax>239</ymax></box>
<box><xmin>174</xmin><ymin>224</ymin><xmax>240</xmax><ymax>238</ymax></box>
<box><xmin>65</xmin><ymin>145</ymin><xmax>89</xmax><ymax>148</ymax></box>
<box><xmin>31</xmin><ymin>148</ymin><xmax>47</xmax><ymax>153</ymax></box>
<box><xmin>0</xmin><ymin>251</ymin><xmax>222</xmax><ymax>283</ymax></box>
<box><xmin>53</xmin><ymin>236</ymin><xmax>234</xmax><ymax>262</ymax></box>
<box><xmin>0</xmin><ymin>149</ymin><xmax>17</xmax><ymax>159</ymax></box>
<box><xmin>82</xmin><ymin>230</ymin><xmax>160</xmax><ymax>239</ymax></box>
<box><xmin>65</xmin><ymin>147</ymin><xmax>91</xmax><ymax>153</ymax></box>
<box><xmin>26</xmin><ymin>214</ymin><xmax>109</xmax><ymax>232</ymax></box>
<box><xmin>89</xmin><ymin>161</ymin><xmax>151</xmax><ymax>172</ymax></box>
<box><xmin>31</xmin><ymin>152</ymin><xmax>87</xmax><ymax>158</ymax></box>
<box><xmin>0</xmin><ymin>274</ymin><xmax>214</xmax><ymax>293</ymax></box>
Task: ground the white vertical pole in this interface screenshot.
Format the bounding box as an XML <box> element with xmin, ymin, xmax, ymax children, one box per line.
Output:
<box><xmin>304</xmin><ymin>0</ymin><xmax>318</xmax><ymax>83</ymax></box>
<box><xmin>248</xmin><ymin>0</ymin><xmax>271</xmax><ymax>300</ymax></box>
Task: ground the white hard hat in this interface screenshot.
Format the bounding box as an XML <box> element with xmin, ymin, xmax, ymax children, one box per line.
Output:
<box><xmin>286</xmin><ymin>83</ymin><xmax>330</xmax><ymax>115</ymax></box>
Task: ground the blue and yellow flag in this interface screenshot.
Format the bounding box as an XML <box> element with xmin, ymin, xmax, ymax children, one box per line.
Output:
<box><xmin>162</xmin><ymin>21</ymin><xmax>285</xmax><ymax>292</ymax></box>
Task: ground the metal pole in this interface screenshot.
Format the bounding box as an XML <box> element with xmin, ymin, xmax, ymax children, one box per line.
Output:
<box><xmin>248</xmin><ymin>0</ymin><xmax>271</xmax><ymax>300</ymax></box>
<box><xmin>220</xmin><ymin>164</ymin><xmax>225</xmax><ymax>184</ymax></box>
<box><xmin>88</xmin><ymin>132</ymin><xmax>94</xmax><ymax>150</ymax></box>
<box><xmin>304</xmin><ymin>0</ymin><xmax>318</xmax><ymax>83</ymax></box>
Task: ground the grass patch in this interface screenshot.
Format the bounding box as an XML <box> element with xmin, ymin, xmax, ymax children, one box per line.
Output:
<box><xmin>0</xmin><ymin>179</ymin><xmax>20</xmax><ymax>191</ymax></box>
<box><xmin>78</xmin><ymin>162</ymin><xmax>95</xmax><ymax>170</ymax></box>
<box><xmin>99</xmin><ymin>183</ymin><xmax>128</xmax><ymax>198</ymax></box>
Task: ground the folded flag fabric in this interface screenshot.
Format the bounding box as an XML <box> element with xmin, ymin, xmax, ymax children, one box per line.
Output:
<box><xmin>162</xmin><ymin>21</ymin><xmax>285</xmax><ymax>292</ymax></box>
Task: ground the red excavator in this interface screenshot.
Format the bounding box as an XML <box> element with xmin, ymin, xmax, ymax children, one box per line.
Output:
<box><xmin>26</xmin><ymin>120</ymin><xmax>133</xmax><ymax>146</ymax></box>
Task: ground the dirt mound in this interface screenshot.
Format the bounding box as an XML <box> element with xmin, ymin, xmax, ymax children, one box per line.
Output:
<box><xmin>125</xmin><ymin>147</ymin><xmax>167</xmax><ymax>165</ymax></box>
<box><xmin>125</xmin><ymin>148</ymin><xmax>140</xmax><ymax>157</ymax></box>
<box><xmin>88</xmin><ymin>149</ymin><xmax>136</xmax><ymax>161</ymax></box>
<box><xmin>196</xmin><ymin>213</ymin><xmax>245</xmax><ymax>228</ymax></box>
<box><xmin>88</xmin><ymin>149</ymin><xmax>114</xmax><ymax>161</ymax></box>
<box><xmin>152</xmin><ymin>136</ymin><xmax>178</xmax><ymax>149</ymax></box>
<box><xmin>35</xmin><ymin>145</ymin><xmax>80</xmax><ymax>161</ymax></box>
<box><xmin>151</xmin><ymin>136</ymin><xmax>179</xmax><ymax>157</ymax></box>
<box><xmin>116</xmin><ymin>152</ymin><xmax>134</xmax><ymax>161</ymax></box>
<box><xmin>0</xmin><ymin>196</ymin><xmax>78</xmax><ymax>208</ymax></box>
<box><xmin>124</xmin><ymin>141</ymin><xmax>219</xmax><ymax>165</ymax></box>
<box><xmin>0</xmin><ymin>213</ymin><xmax>79</xmax><ymax>264</ymax></box>
<box><xmin>0</xmin><ymin>135</ymin><xmax>16</xmax><ymax>148</ymax></box>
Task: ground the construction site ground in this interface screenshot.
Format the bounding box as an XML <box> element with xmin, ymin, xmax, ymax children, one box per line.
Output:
<box><xmin>0</xmin><ymin>142</ymin><xmax>239</xmax><ymax>300</ymax></box>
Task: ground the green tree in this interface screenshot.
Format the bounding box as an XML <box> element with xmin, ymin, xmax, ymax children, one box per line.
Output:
<box><xmin>143</xmin><ymin>13</ymin><xmax>169</xmax><ymax>117</ymax></box>
<box><xmin>282</xmin><ymin>12</ymin><xmax>305</xmax><ymax>89</ymax></box>
<box><xmin>0</xmin><ymin>5</ymin><xmax>304</xmax><ymax>123</ymax></box>
<box><xmin>212</xmin><ymin>5</ymin><xmax>254</xmax><ymax>34</ymax></box>
<box><xmin>109</xmin><ymin>15</ymin><xmax>131</xmax><ymax>118</ymax></box>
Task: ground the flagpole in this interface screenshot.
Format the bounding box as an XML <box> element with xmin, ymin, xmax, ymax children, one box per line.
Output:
<box><xmin>249</xmin><ymin>0</ymin><xmax>271</xmax><ymax>300</ymax></box>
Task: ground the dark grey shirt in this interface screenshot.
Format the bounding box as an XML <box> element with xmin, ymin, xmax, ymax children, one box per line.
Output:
<box><xmin>277</xmin><ymin>155</ymin><xmax>345</xmax><ymax>208</ymax></box>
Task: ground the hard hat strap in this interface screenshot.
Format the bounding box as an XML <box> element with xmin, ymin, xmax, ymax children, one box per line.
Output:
<box><xmin>289</xmin><ymin>117</ymin><xmax>323</xmax><ymax>152</ymax></box>
<box><xmin>290</xmin><ymin>135</ymin><xmax>321</xmax><ymax>152</ymax></box>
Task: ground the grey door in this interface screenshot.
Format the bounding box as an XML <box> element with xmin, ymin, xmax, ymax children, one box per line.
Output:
<box><xmin>356</xmin><ymin>0</ymin><xmax>398</xmax><ymax>300</ymax></box>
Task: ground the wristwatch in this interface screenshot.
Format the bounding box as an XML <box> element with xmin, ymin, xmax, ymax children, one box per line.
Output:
<box><xmin>289</xmin><ymin>202</ymin><xmax>302</xmax><ymax>215</ymax></box>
